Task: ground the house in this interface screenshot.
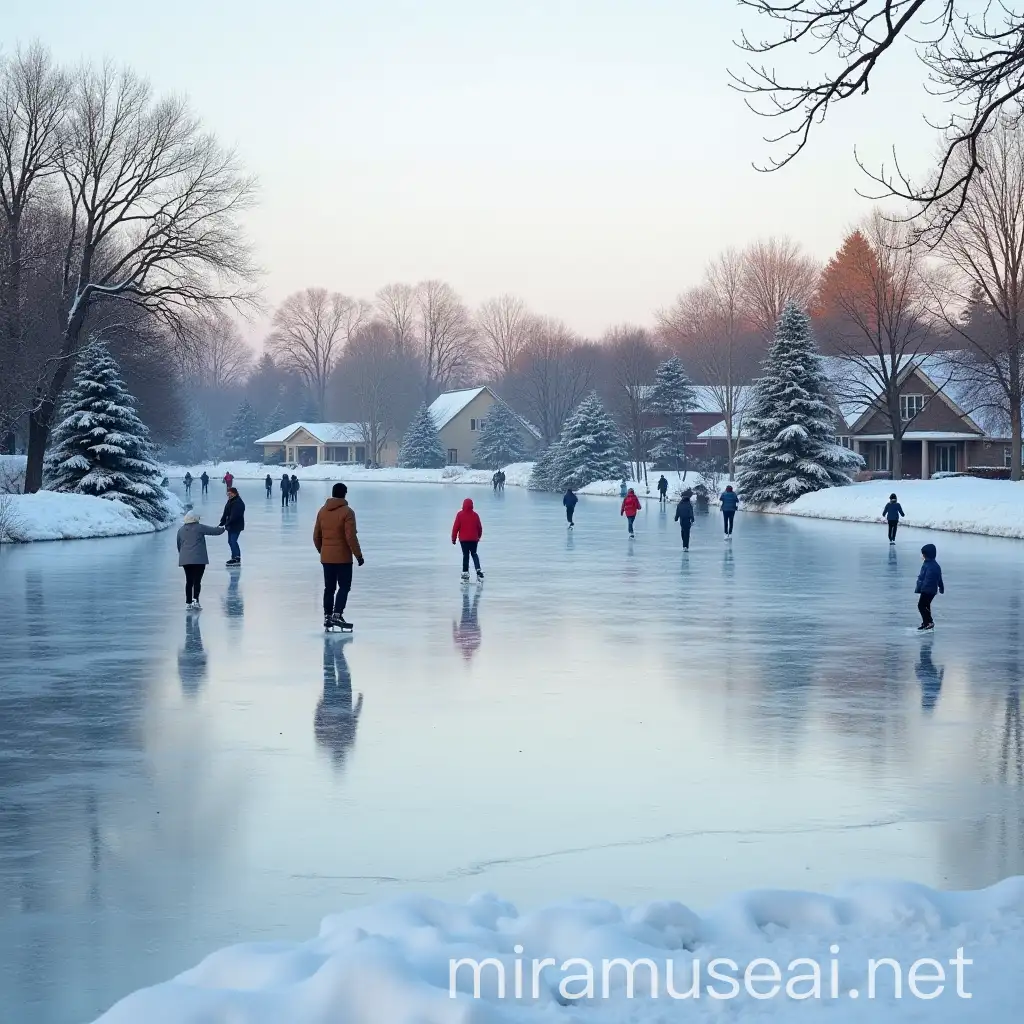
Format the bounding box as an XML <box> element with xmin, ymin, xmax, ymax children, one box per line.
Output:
<box><xmin>692</xmin><ymin>357</ymin><xmax>1013</xmax><ymax>479</ymax></box>
<box><xmin>254</xmin><ymin>422</ymin><xmax>399</xmax><ymax>467</ymax></box>
<box><xmin>428</xmin><ymin>386</ymin><xmax>541</xmax><ymax>466</ymax></box>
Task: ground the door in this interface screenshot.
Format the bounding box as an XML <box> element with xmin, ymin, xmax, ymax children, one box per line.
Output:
<box><xmin>933</xmin><ymin>443</ymin><xmax>957</xmax><ymax>474</ymax></box>
<box><xmin>447</xmin><ymin>449</ymin><xmax>458</xmax><ymax>465</ymax></box>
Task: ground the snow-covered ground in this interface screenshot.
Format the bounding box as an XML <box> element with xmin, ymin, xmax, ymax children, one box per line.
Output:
<box><xmin>161</xmin><ymin>460</ymin><xmax>708</xmax><ymax>500</ymax></box>
<box><xmin>760</xmin><ymin>478</ymin><xmax>1024</xmax><ymax>540</ymax></box>
<box><xmin>0</xmin><ymin>490</ymin><xmax>182</xmax><ymax>542</ymax></box>
<box><xmin>93</xmin><ymin>879</ymin><xmax>1024</xmax><ymax>1023</ymax></box>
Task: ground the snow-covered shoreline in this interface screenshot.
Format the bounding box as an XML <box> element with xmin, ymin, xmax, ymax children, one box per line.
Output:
<box><xmin>752</xmin><ymin>477</ymin><xmax>1024</xmax><ymax>540</ymax></box>
<box><xmin>92</xmin><ymin>878</ymin><xmax>1024</xmax><ymax>1023</ymax></box>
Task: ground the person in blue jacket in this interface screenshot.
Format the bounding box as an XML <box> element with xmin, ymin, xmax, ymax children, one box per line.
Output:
<box><xmin>674</xmin><ymin>489</ymin><xmax>695</xmax><ymax>550</ymax></box>
<box><xmin>720</xmin><ymin>485</ymin><xmax>739</xmax><ymax>537</ymax></box>
<box><xmin>619</xmin><ymin>479</ymin><xmax>628</xmax><ymax>498</ymax></box>
<box><xmin>881</xmin><ymin>492</ymin><xmax>905</xmax><ymax>544</ymax></box>
<box><xmin>563</xmin><ymin>487</ymin><xmax>578</xmax><ymax>528</ymax></box>
<box><xmin>915</xmin><ymin>543</ymin><xmax>944</xmax><ymax>631</ymax></box>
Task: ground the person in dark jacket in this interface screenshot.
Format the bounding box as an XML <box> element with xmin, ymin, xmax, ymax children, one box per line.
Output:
<box><xmin>219</xmin><ymin>487</ymin><xmax>246</xmax><ymax>565</ymax></box>
<box><xmin>176</xmin><ymin>511</ymin><xmax>225</xmax><ymax>608</ymax></box>
<box><xmin>452</xmin><ymin>497</ymin><xmax>484</xmax><ymax>581</ymax></box>
<box><xmin>720</xmin><ymin>485</ymin><xmax>739</xmax><ymax>537</ymax></box>
<box><xmin>290</xmin><ymin>474</ymin><xmax>300</xmax><ymax>502</ymax></box>
<box><xmin>881</xmin><ymin>493</ymin><xmax>905</xmax><ymax>543</ymax></box>
<box><xmin>200</xmin><ymin>471</ymin><xmax>209</xmax><ymax>495</ymax></box>
<box><xmin>657</xmin><ymin>475</ymin><xmax>669</xmax><ymax>504</ymax></box>
<box><xmin>563</xmin><ymin>487</ymin><xmax>578</xmax><ymax>528</ymax></box>
<box><xmin>492</xmin><ymin>471</ymin><xmax>500</xmax><ymax>492</ymax></box>
<box><xmin>674</xmin><ymin>489</ymin><xmax>696</xmax><ymax>550</ymax></box>
<box><xmin>280</xmin><ymin>473</ymin><xmax>290</xmax><ymax>507</ymax></box>
<box><xmin>265</xmin><ymin>473</ymin><xmax>273</xmax><ymax>497</ymax></box>
<box><xmin>914</xmin><ymin>543</ymin><xmax>944</xmax><ymax>630</ymax></box>
<box><xmin>183</xmin><ymin>471</ymin><xmax>193</xmax><ymax>497</ymax></box>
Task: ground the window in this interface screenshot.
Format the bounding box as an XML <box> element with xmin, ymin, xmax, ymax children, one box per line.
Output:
<box><xmin>447</xmin><ymin>448</ymin><xmax>458</xmax><ymax>465</ymax></box>
<box><xmin>469</xmin><ymin>417</ymin><xmax>487</xmax><ymax>431</ymax></box>
<box><xmin>934</xmin><ymin>443</ymin><xmax>957</xmax><ymax>474</ymax></box>
<box><xmin>871</xmin><ymin>442</ymin><xmax>889</xmax><ymax>472</ymax></box>
<box><xmin>470</xmin><ymin>418</ymin><xmax>478</xmax><ymax>431</ymax></box>
<box><xmin>834</xmin><ymin>436</ymin><xmax>853</xmax><ymax>449</ymax></box>
<box><xmin>287</xmin><ymin>447</ymin><xmax>294</xmax><ymax>462</ymax></box>
<box><xmin>1006</xmin><ymin>446</ymin><xmax>1013</xmax><ymax>468</ymax></box>
<box><xmin>900</xmin><ymin>394</ymin><xmax>925</xmax><ymax>421</ymax></box>
<box><xmin>355</xmin><ymin>446</ymin><xmax>366</xmax><ymax>464</ymax></box>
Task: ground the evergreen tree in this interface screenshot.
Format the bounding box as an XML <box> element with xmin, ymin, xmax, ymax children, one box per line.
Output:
<box><xmin>44</xmin><ymin>341</ymin><xmax>169</xmax><ymax>523</ymax></box>
<box><xmin>648</xmin><ymin>356</ymin><xmax>695</xmax><ymax>475</ymax></box>
<box><xmin>262</xmin><ymin>402</ymin><xmax>285</xmax><ymax>436</ymax></box>
<box><xmin>398</xmin><ymin>404</ymin><xmax>447</xmax><ymax>468</ymax></box>
<box><xmin>473</xmin><ymin>400</ymin><xmax>526</xmax><ymax>468</ymax></box>
<box><xmin>549</xmin><ymin>391</ymin><xmax>628</xmax><ymax>490</ymax></box>
<box><xmin>222</xmin><ymin>400</ymin><xmax>261</xmax><ymax>459</ymax></box>
<box><xmin>735</xmin><ymin>301</ymin><xmax>863</xmax><ymax>505</ymax></box>
<box><xmin>528</xmin><ymin>441</ymin><xmax>564</xmax><ymax>490</ymax></box>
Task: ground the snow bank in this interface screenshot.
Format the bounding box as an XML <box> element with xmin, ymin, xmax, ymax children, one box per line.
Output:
<box><xmin>92</xmin><ymin>878</ymin><xmax>1024</xmax><ymax>1023</ymax></box>
<box><xmin>760</xmin><ymin>477</ymin><xmax>1024</xmax><ymax>539</ymax></box>
<box><xmin>0</xmin><ymin>490</ymin><xmax>182</xmax><ymax>543</ymax></box>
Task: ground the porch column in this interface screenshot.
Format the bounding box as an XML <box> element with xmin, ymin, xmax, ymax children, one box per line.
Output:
<box><xmin>921</xmin><ymin>438</ymin><xmax>929</xmax><ymax>480</ymax></box>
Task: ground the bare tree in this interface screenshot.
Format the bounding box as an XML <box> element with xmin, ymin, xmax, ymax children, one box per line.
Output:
<box><xmin>19</xmin><ymin>60</ymin><xmax>257</xmax><ymax>491</ymax></box>
<box><xmin>179</xmin><ymin>311</ymin><xmax>253</xmax><ymax>389</ymax></box>
<box><xmin>928</xmin><ymin>122</ymin><xmax>1024</xmax><ymax>480</ymax></box>
<box><xmin>267</xmin><ymin>288</ymin><xmax>362</xmax><ymax>417</ymax></box>
<box><xmin>0</xmin><ymin>44</ymin><xmax>67</xmax><ymax>451</ymax></box>
<box><xmin>476</xmin><ymin>294</ymin><xmax>532</xmax><ymax>379</ymax></box>
<box><xmin>821</xmin><ymin>211</ymin><xmax>933</xmax><ymax>481</ymax></box>
<box><xmin>375</xmin><ymin>282</ymin><xmax>417</xmax><ymax>354</ymax></box>
<box><xmin>506</xmin><ymin>317</ymin><xmax>594</xmax><ymax>444</ymax></box>
<box><xmin>331</xmin><ymin>319</ymin><xmax>421</xmax><ymax>464</ymax></box>
<box><xmin>730</xmin><ymin>1</ymin><xmax>1024</xmax><ymax>237</ymax></box>
<box><xmin>658</xmin><ymin>248</ymin><xmax>758</xmax><ymax>474</ymax></box>
<box><xmin>741</xmin><ymin>236</ymin><xmax>819</xmax><ymax>334</ymax></box>
<box><xmin>603</xmin><ymin>325</ymin><xmax>662</xmax><ymax>484</ymax></box>
<box><xmin>414</xmin><ymin>279</ymin><xmax>478</xmax><ymax>396</ymax></box>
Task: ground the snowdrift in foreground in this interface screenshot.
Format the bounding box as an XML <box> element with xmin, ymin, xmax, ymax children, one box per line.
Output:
<box><xmin>0</xmin><ymin>490</ymin><xmax>181</xmax><ymax>543</ymax></box>
<box><xmin>161</xmin><ymin>461</ymin><xmax>707</xmax><ymax>499</ymax></box>
<box><xmin>764</xmin><ymin>477</ymin><xmax>1024</xmax><ymax>539</ymax></box>
<box><xmin>92</xmin><ymin>879</ymin><xmax>1024</xmax><ymax>1023</ymax></box>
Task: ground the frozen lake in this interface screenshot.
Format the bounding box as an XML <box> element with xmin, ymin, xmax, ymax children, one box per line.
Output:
<box><xmin>1</xmin><ymin>480</ymin><xmax>1022</xmax><ymax>1023</ymax></box>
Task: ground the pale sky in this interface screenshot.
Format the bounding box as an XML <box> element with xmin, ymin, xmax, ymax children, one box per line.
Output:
<box><xmin>10</xmin><ymin>0</ymin><xmax>942</xmax><ymax>336</ymax></box>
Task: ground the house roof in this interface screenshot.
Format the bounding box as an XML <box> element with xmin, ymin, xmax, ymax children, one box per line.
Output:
<box><xmin>255</xmin><ymin>422</ymin><xmax>366</xmax><ymax>445</ymax></box>
<box><xmin>427</xmin><ymin>386</ymin><xmax>542</xmax><ymax>439</ymax></box>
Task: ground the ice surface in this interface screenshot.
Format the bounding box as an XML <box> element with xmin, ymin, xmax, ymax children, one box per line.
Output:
<box><xmin>1</xmin><ymin>482</ymin><xmax>1022</xmax><ymax>1023</ymax></box>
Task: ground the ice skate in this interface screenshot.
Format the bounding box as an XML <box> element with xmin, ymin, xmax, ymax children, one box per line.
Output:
<box><xmin>461</xmin><ymin>572</ymin><xmax>471</xmax><ymax>584</ymax></box>
<box><xmin>917</xmin><ymin>622</ymin><xmax>934</xmax><ymax>631</ymax></box>
<box><xmin>192</xmin><ymin>600</ymin><xmax>202</xmax><ymax>611</ymax></box>
<box><xmin>476</xmin><ymin>570</ymin><xmax>485</xmax><ymax>581</ymax></box>
<box><xmin>330</xmin><ymin>613</ymin><xmax>353</xmax><ymax>632</ymax></box>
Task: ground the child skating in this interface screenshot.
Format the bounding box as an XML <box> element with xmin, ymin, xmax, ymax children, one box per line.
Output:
<box><xmin>451</xmin><ymin>497</ymin><xmax>484</xmax><ymax>582</ymax></box>
<box><xmin>657</xmin><ymin>475</ymin><xmax>669</xmax><ymax>504</ymax></box>
<box><xmin>563</xmin><ymin>487</ymin><xmax>578</xmax><ymax>528</ymax></box>
<box><xmin>881</xmin><ymin>493</ymin><xmax>905</xmax><ymax>544</ymax></box>
<box><xmin>674</xmin><ymin>489</ymin><xmax>695</xmax><ymax>550</ymax></box>
<box><xmin>620</xmin><ymin>487</ymin><xmax>641</xmax><ymax>536</ymax></box>
<box><xmin>915</xmin><ymin>543</ymin><xmax>944</xmax><ymax>631</ymax></box>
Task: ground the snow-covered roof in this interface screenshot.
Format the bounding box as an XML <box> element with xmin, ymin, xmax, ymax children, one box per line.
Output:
<box><xmin>428</xmin><ymin>388</ymin><xmax>488</xmax><ymax>430</ymax></box>
<box><xmin>255</xmin><ymin>422</ymin><xmax>366</xmax><ymax>445</ymax></box>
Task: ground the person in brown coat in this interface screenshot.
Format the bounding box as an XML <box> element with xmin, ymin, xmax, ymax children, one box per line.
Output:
<box><xmin>313</xmin><ymin>483</ymin><xmax>364</xmax><ymax>629</ymax></box>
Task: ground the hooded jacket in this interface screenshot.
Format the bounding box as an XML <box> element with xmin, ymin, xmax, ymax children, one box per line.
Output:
<box><xmin>314</xmin><ymin>497</ymin><xmax>363</xmax><ymax>563</ymax></box>
<box><xmin>620</xmin><ymin>491</ymin><xmax>642</xmax><ymax>516</ymax></box>
<box><xmin>563</xmin><ymin>490</ymin><xmax>578</xmax><ymax>509</ymax></box>
<box><xmin>657</xmin><ymin>476</ymin><xmax>668</xmax><ymax>492</ymax></box>
<box><xmin>720</xmin><ymin>489</ymin><xmax>739</xmax><ymax>512</ymax></box>
<box><xmin>452</xmin><ymin>498</ymin><xmax>483</xmax><ymax>542</ymax></box>
<box><xmin>674</xmin><ymin>497</ymin><xmax>695</xmax><ymax>524</ymax></box>
<box><xmin>882</xmin><ymin>501</ymin><xmax>905</xmax><ymax>521</ymax></box>
<box><xmin>176</xmin><ymin>519</ymin><xmax>225</xmax><ymax>565</ymax></box>
<box><xmin>915</xmin><ymin>544</ymin><xmax>945</xmax><ymax>595</ymax></box>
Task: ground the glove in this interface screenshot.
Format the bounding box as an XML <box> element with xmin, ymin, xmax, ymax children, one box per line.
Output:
<box><xmin>357</xmin><ymin>557</ymin><xmax>365</xmax><ymax>567</ymax></box>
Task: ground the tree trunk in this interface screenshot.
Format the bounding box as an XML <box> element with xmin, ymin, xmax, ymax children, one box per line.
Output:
<box><xmin>25</xmin><ymin>400</ymin><xmax>51</xmax><ymax>492</ymax></box>
<box><xmin>1011</xmin><ymin>401</ymin><xmax>1022</xmax><ymax>482</ymax></box>
<box><xmin>891</xmin><ymin>431</ymin><xmax>903</xmax><ymax>481</ymax></box>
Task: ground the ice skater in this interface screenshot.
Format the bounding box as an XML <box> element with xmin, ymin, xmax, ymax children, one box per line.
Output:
<box><xmin>313</xmin><ymin>482</ymin><xmax>364</xmax><ymax>631</ymax></box>
<box><xmin>290</xmin><ymin>474</ymin><xmax>300</xmax><ymax>502</ymax></box>
<box><xmin>881</xmin><ymin>493</ymin><xmax>905</xmax><ymax>544</ymax></box>
<box><xmin>492</xmin><ymin>471</ymin><xmax>500</xmax><ymax>491</ymax></box>
<box><xmin>280</xmin><ymin>472</ymin><xmax>290</xmax><ymax>507</ymax></box>
<box><xmin>720</xmin><ymin>485</ymin><xmax>738</xmax><ymax>537</ymax></box>
<box><xmin>619</xmin><ymin>479</ymin><xmax>628</xmax><ymax>498</ymax></box>
<box><xmin>657</xmin><ymin>474</ymin><xmax>669</xmax><ymax>504</ymax></box>
<box><xmin>219</xmin><ymin>486</ymin><xmax>245</xmax><ymax>566</ymax></box>
<box><xmin>200</xmin><ymin>471</ymin><xmax>209</xmax><ymax>495</ymax></box>
<box><xmin>452</xmin><ymin>497</ymin><xmax>484</xmax><ymax>582</ymax></box>
<box><xmin>497</xmin><ymin>470</ymin><xmax>505</xmax><ymax>491</ymax></box>
<box><xmin>620</xmin><ymin>487</ymin><xmax>641</xmax><ymax>536</ymax></box>
<box><xmin>183</xmin><ymin>471</ymin><xmax>193</xmax><ymax>497</ymax></box>
<box><xmin>176</xmin><ymin>510</ymin><xmax>225</xmax><ymax>609</ymax></box>
<box><xmin>674</xmin><ymin>488</ymin><xmax>695</xmax><ymax>550</ymax></box>
<box><xmin>563</xmin><ymin>486</ymin><xmax>578</xmax><ymax>528</ymax></box>
<box><xmin>222</xmin><ymin>470</ymin><xmax>234</xmax><ymax>491</ymax></box>
<box><xmin>265</xmin><ymin>473</ymin><xmax>273</xmax><ymax>497</ymax></box>
<box><xmin>915</xmin><ymin>543</ymin><xmax>944</xmax><ymax>631</ymax></box>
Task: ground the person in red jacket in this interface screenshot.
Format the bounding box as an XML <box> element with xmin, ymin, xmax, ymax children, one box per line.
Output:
<box><xmin>620</xmin><ymin>487</ymin><xmax>642</xmax><ymax>536</ymax></box>
<box><xmin>451</xmin><ymin>497</ymin><xmax>484</xmax><ymax>582</ymax></box>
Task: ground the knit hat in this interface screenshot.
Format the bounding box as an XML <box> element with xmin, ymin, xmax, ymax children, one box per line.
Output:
<box><xmin>183</xmin><ymin>511</ymin><xmax>200</xmax><ymax>524</ymax></box>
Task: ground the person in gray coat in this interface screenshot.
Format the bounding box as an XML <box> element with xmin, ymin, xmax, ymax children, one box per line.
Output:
<box><xmin>176</xmin><ymin>511</ymin><xmax>225</xmax><ymax>609</ymax></box>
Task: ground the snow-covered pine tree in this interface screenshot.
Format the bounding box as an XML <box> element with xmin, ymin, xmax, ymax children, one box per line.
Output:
<box><xmin>398</xmin><ymin>404</ymin><xmax>447</xmax><ymax>468</ymax></box>
<box><xmin>734</xmin><ymin>301</ymin><xmax>863</xmax><ymax>505</ymax></box>
<box><xmin>222</xmin><ymin>400</ymin><xmax>261</xmax><ymax>460</ymax></box>
<box><xmin>44</xmin><ymin>340</ymin><xmax>169</xmax><ymax>522</ymax></box>
<box><xmin>648</xmin><ymin>356</ymin><xmax>695</xmax><ymax>476</ymax></box>
<box><xmin>551</xmin><ymin>391</ymin><xmax>628</xmax><ymax>490</ymax></box>
<box><xmin>528</xmin><ymin>441</ymin><xmax>564</xmax><ymax>490</ymax></box>
<box><xmin>473</xmin><ymin>400</ymin><xmax>525</xmax><ymax>469</ymax></box>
